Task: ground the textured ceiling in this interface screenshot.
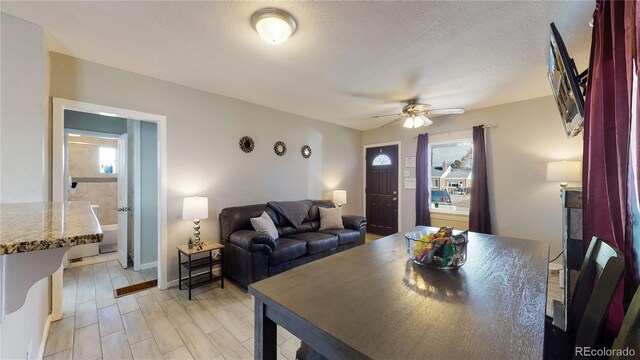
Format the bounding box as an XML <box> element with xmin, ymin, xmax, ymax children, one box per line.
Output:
<box><xmin>1</xmin><ymin>1</ymin><xmax>594</xmax><ymax>130</ymax></box>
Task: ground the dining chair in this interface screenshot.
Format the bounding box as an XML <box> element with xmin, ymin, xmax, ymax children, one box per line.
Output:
<box><xmin>609</xmin><ymin>285</ymin><xmax>640</xmax><ymax>360</ymax></box>
<box><xmin>544</xmin><ymin>236</ymin><xmax>624</xmax><ymax>360</ymax></box>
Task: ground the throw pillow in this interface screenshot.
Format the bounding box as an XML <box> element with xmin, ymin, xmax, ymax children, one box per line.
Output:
<box><xmin>319</xmin><ymin>207</ymin><xmax>344</xmax><ymax>231</ymax></box>
<box><xmin>250</xmin><ymin>211</ymin><xmax>279</xmax><ymax>240</ymax></box>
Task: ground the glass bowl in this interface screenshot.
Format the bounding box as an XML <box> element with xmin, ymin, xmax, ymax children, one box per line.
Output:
<box><xmin>405</xmin><ymin>229</ymin><xmax>469</xmax><ymax>269</ymax></box>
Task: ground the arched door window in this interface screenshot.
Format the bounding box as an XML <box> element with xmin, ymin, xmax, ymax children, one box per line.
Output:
<box><xmin>372</xmin><ymin>154</ymin><xmax>392</xmax><ymax>166</ymax></box>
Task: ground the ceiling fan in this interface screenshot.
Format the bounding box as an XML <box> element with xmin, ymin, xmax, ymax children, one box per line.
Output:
<box><xmin>371</xmin><ymin>99</ymin><xmax>465</xmax><ymax>128</ymax></box>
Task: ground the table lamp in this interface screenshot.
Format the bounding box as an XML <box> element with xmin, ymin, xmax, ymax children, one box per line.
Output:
<box><xmin>333</xmin><ymin>190</ymin><xmax>347</xmax><ymax>207</ymax></box>
<box><xmin>183</xmin><ymin>196</ymin><xmax>208</xmax><ymax>246</ymax></box>
<box><xmin>546</xmin><ymin>160</ymin><xmax>582</xmax><ymax>188</ymax></box>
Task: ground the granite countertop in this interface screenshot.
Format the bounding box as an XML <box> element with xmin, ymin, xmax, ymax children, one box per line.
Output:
<box><xmin>0</xmin><ymin>201</ymin><xmax>103</xmax><ymax>255</ymax></box>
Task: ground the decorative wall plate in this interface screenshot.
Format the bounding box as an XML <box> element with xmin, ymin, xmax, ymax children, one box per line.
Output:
<box><xmin>274</xmin><ymin>141</ymin><xmax>287</xmax><ymax>156</ymax></box>
<box><xmin>301</xmin><ymin>145</ymin><xmax>312</xmax><ymax>158</ymax></box>
<box><xmin>239</xmin><ymin>136</ymin><xmax>255</xmax><ymax>153</ymax></box>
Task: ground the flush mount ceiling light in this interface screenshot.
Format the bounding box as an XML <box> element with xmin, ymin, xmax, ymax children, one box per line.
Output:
<box><xmin>251</xmin><ymin>8</ymin><xmax>297</xmax><ymax>44</ymax></box>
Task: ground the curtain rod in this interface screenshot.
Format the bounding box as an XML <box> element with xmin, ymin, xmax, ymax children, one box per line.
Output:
<box><xmin>411</xmin><ymin>124</ymin><xmax>495</xmax><ymax>139</ymax></box>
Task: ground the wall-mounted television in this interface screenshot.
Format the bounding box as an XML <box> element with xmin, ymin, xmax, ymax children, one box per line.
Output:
<box><xmin>548</xmin><ymin>22</ymin><xmax>587</xmax><ymax>138</ymax></box>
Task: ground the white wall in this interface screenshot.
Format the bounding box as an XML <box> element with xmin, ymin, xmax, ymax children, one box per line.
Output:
<box><xmin>0</xmin><ymin>13</ymin><xmax>51</xmax><ymax>360</ymax></box>
<box><xmin>50</xmin><ymin>52</ymin><xmax>363</xmax><ymax>282</ymax></box>
<box><xmin>1</xmin><ymin>278</ymin><xmax>49</xmax><ymax>360</ymax></box>
<box><xmin>362</xmin><ymin>96</ymin><xmax>583</xmax><ymax>260</ymax></box>
<box><xmin>0</xmin><ymin>13</ymin><xmax>49</xmax><ymax>203</ymax></box>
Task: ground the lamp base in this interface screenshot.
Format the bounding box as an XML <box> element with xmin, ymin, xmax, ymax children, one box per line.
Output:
<box><xmin>193</xmin><ymin>219</ymin><xmax>201</xmax><ymax>245</ymax></box>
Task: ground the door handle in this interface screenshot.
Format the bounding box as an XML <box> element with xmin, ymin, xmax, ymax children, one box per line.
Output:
<box><xmin>392</xmin><ymin>197</ymin><xmax>397</xmax><ymax>202</ymax></box>
<box><xmin>117</xmin><ymin>207</ymin><xmax>132</xmax><ymax>212</ymax></box>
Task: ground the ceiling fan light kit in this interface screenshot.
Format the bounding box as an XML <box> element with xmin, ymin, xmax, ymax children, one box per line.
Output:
<box><xmin>403</xmin><ymin>115</ymin><xmax>432</xmax><ymax>129</ymax></box>
<box><xmin>403</xmin><ymin>117</ymin><xmax>415</xmax><ymax>128</ymax></box>
<box><xmin>251</xmin><ymin>8</ymin><xmax>297</xmax><ymax>44</ymax></box>
<box><xmin>373</xmin><ymin>99</ymin><xmax>464</xmax><ymax>129</ymax></box>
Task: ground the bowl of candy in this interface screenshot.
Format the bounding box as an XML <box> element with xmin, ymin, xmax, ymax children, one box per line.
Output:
<box><xmin>405</xmin><ymin>227</ymin><xmax>469</xmax><ymax>269</ymax></box>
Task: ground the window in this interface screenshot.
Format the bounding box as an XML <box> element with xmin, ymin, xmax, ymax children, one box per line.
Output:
<box><xmin>99</xmin><ymin>147</ymin><xmax>117</xmax><ymax>174</ymax></box>
<box><xmin>372</xmin><ymin>154</ymin><xmax>392</xmax><ymax>166</ymax></box>
<box><xmin>430</xmin><ymin>140</ymin><xmax>473</xmax><ymax>213</ymax></box>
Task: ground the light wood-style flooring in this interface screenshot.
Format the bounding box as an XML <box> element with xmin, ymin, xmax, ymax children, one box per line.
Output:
<box><xmin>364</xmin><ymin>233</ymin><xmax>384</xmax><ymax>243</ymax></box>
<box><xmin>44</xmin><ymin>261</ymin><xmax>300</xmax><ymax>360</ymax></box>
<box><xmin>67</xmin><ymin>252</ymin><xmax>158</xmax><ymax>285</ymax></box>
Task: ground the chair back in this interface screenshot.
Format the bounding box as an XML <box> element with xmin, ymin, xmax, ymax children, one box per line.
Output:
<box><xmin>609</xmin><ymin>285</ymin><xmax>640</xmax><ymax>360</ymax></box>
<box><xmin>569</xmin><ymin>236</ymin><xmax>621</xmax><ymax>332</ymax></box>
<box><xmin>569</xmin><ymin>237</ymin><xmax>624</xmax><ymax>353</ymax></box>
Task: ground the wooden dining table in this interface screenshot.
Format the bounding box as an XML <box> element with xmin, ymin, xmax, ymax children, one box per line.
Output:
<box><xmin>248</xmin><ymin>227</ymin><xmax>549</xmax><ymax>359</ymax></box>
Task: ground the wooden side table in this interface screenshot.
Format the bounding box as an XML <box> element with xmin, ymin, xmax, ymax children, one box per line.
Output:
<box><xmin>177</xmin><ymin>242</ymin><xmax>224</xmax><ymax>300</ymax></box>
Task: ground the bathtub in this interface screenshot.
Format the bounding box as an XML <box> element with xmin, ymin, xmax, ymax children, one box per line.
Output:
<box><xmin>67</xmin><ymin>204</ymin><xmax>118</xmax><ymax>259</ymax></box>
<box><xmin>99</xmin><ymin>224</ymin><xmax>118</xmax><ymax>253</ymax></box>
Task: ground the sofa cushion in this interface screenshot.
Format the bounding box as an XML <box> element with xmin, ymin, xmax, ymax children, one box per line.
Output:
<box><xmin>250</xmin><ymin>211</ymin><xmax>279</xmax><ymax>240</ymax></box>
<box><xmin>288</xmin><ymin>232</ymin><xmax>338</xmax><ymax>255</ymax></box>
<box><xmin>278</xmin><ymin>226</ymin><xmax>298</xmax><ymax>238</ymax></box>
<box><xmin>307</xmin><ymin>200</ymin><xmax>336</xmax><ymax>223</ymax></box>
<box><xmin>320</xmin><ymin>228</ymin><xmax>361</xmax><ymax>246</ymax></box>
<box><xmin>219</xmin><ymin>204</ymin><xmax>279</xmax><ymax>242</ymax></box>
<box><xmin>269</xmin><ymin>238</ymin><xmax>307</xmax><ymax>266</ymax></box>
<box><xmin>319</xmin><ymin>207</ymin><xmax>344</xmax><ymax>231</ymax></box>
<box><xmin>276</xmin><ymin>222</ymin><xmax>314</xmax><ymax>238</ymax></box>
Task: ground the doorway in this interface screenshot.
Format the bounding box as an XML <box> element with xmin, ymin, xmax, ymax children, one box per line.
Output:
<box><xmin>50</xmin><ymin>98</ymin><xmax>167</xmax><ymax>321</ymax></box>
<box><xmin>64</xmin><ymin>129</ymin><xmax>124</xmax><ymax>260</ymax></box>
<box><xmin>365</xmin><ymin>143</ymin><xmax>400</xmax><ymax>236</ymax></box>
<box><xmin>62</xmin><ymin>110</ymin><xmax>158</xmax><ymax>270</ymax></box>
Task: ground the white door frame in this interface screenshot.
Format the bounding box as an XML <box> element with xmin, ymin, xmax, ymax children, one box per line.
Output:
<box><xmin>51</xmin><ymin>98</ymin><xmax>168</xmax><ymax>320</ymax></box>
<box><xmin>362</xmin><ymin>141</ymin><xmax>402</xmax><ymax>233</ymax></box>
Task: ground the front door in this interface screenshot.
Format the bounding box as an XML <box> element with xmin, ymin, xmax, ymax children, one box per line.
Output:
<box><xmin>366</xmin><ymin>145</ymin><xmax>399</xmax><ymax>236</ymax></box>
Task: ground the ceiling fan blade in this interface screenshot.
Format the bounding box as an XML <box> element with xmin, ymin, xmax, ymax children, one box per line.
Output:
<box><xmin>380</xmin><ymin>116</ymin><xmax>406</xmax><ymax>128</ymax></box>
<box><xmin>425</xmin><ymin>108</ymin><xmax>466</xmax><ymax>115</ymax></box>
<box><xmin>370</xmin><ymin>113</ymin><xmax>403</xmax><ymax>119</ymax></box>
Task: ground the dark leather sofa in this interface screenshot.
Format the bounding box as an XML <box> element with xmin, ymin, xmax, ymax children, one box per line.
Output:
<box><xmin>219</xmin><ymin>200</ymin><xmax>367</xmax><ymax>289</ymax></box>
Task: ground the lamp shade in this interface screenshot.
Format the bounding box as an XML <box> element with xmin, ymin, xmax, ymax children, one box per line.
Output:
<box><xmin>182</xmin><ymin>196</ymin><xmax>209</xmax><ymax>220</ymax></box>
<box><xmin>546</xmin><ymin>161</ymin><xmax>582</xmax><ymax>182</ymax></box>
<box><xmin>333</xmin><ymin>190</ymin><xmax>347</xmax><ymax>206</ymax></box>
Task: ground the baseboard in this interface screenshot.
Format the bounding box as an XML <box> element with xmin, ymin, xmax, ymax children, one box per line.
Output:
<box><xmin>140</xmin><ymin>262</ymin><xmax>157</xmax><ymax>270</ymax></box>
<box><xmin>38</xmin><ymin>314</ymin><xmax>52</xmax><ymax>360</ymax></box>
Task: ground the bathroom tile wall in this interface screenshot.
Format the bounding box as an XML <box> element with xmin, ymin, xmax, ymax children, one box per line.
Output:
<box><xmin>67</xmin><ymin>135</ymin><xmax>119</xmax><ymax>225</ymax></box>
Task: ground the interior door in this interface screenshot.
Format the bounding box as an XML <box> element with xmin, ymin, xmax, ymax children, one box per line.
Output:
<box><xmin>366</xmin><ymin>145</ymin><xmax>399</xmax><ymax>236</ymax></box>
<box><xmin>117</xmin><ymin>134</ymin><xmax>129</xmax><ymax>268</ymax></box>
